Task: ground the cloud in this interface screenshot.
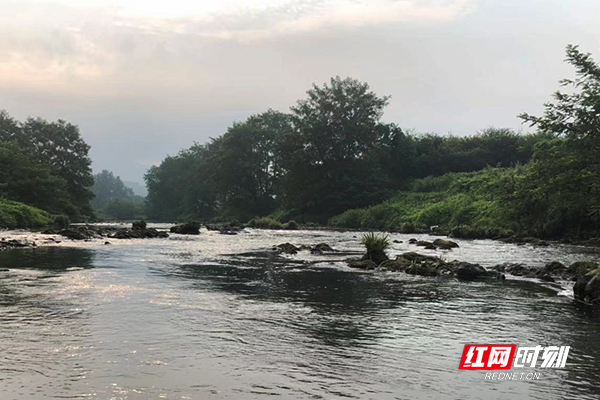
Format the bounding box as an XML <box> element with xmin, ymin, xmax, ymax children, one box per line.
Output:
<box><xmin>115</xmin><ymin>0</ymin><xmax>474</xmax><ymax>39</ymax></box>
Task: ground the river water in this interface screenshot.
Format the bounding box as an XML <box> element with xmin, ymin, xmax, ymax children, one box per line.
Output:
<box><xmin>1</xmin><ymin>225</ymin><xmax>600</xmax><ymax>400</ymax></box>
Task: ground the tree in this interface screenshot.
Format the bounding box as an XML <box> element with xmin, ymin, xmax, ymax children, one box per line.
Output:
<box><xmin>19</xmin><ymin>118</ymin><xmax>95</xmax><ymax>219</ymax></box>
<box><xmin>92</xmin><ymin>170</ymin><xmax>136</xmax><ymax>210</ymax></box>
<box><xmin>0</xmin><ymin>141</ymin><xmax>69</xmax><ymax>213</ymax></box>
<box><xmin>280</xmin><ymin>77</ymin><xmax>391</xmax><ymax>219</ymax></box>
<box><xmin>518</xmin><ymin>45</ymin><xmax>600</xmax><ymax>237</ymax></box>
<box><xmin>210</xmin><ymin>110</ymin><xmax>293</xmax><ymax>220</ymax></box>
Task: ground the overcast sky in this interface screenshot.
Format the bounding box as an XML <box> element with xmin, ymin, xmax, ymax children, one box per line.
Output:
<box><xmin>1</xmin><ymin>0</ymin><xmax>599</xmax><ymax>182</ymax></box>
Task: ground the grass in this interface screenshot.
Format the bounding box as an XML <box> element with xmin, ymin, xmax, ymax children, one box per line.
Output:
<box><xmin>329</xmin><ymin>169</ymin><xmax>516</xmax><ymax>238</ymax></box>
<box><xmin>361</xmin><ymin>232</ymin><xmax>390</xmax><ymax>253</ymax></box>
<box><xmin>0</xmin><ymin>199</ymin><xmax>53</xmax><ymax>229</ymax></box>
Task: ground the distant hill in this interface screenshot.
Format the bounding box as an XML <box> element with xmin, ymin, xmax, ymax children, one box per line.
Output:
<box><xmin>124</xmin><ymin>181</ymin><xmax>148</xmax><ymax>197</ymax></box>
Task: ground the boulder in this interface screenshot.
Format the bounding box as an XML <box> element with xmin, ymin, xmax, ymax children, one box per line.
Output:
<box><xmin>132</xmin><ymin>220</ymin><xmax>147</xmax><ymax>230</ymax></box>
<box><xmin>539</xmin><ymin>274</ymin><xmax>555</xmax><ymax>282</ymax></box>
<box><xmin>392</xmin><ymin>240</ymin><xmax>403</xmax><ymax>243</ymax></box>
<box><xmin>313</xmin><ymin>243</ymin><xmax>335</xmax><ymax>252</ymax></box>
<box><xmin>58</xmin><ymin>229</ymin><xmax>89</xmax><ymax>241</ymax></box>
<box><xmin>574</xmin><ymin>267</ymin><xmax>600</xmax><ymax>304</ymax></box>
<box><xmin>408</xmin><ymin>238</ymin><xmax>418</xmax><ymax>244</ymax></box>
<box><xmin>567</xmin><ymin>261</ymin><xmax>598</xmax><ymax>278</ymax></box>
<box><xmin>433</xmin><ymin>238</ymin><xmax>459</xmax><ymax>249</ymax></box>
<box><xmin>275</xmin><ymin>243</ymin><xmax>300</xmax><ymax>254</ymax></box>
<box><xmin>362</xmin><ymin>250</ymin><xmax>388</xmax><ymax>266</ymax></box>
<box><xmin>451</xmin><ymin>262</ymin><xmax>489</xmax><ymax>280</ymax></box>
<box><xmin>544</xmin><ymin>261</ymin><xmax>567</xmax><ymax>274</ymax></box>
<box><xmin>170</xmin><ymin>222</ymin><xmax>201</xmax><ymax>235</ymax></box>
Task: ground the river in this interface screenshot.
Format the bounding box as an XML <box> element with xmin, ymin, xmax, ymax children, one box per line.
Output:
<box><xmin>1</xmin><ymin>225</ymin><xmax>600</xmax><ymax>399</ymax></box>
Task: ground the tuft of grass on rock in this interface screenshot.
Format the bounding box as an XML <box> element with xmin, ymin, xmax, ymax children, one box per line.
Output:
<box><xmin>361</xmin><ymin>232</ymin><xmax>390</xmax><ymax>265</ymax></box>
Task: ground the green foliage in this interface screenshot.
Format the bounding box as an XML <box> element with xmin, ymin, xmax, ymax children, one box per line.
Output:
<box><xmin>284</xmin><ymin>220</ymin><xmax>299</xmax><ymax>230</ymax></box>
<box><xmin>92</xmin><ymin>170</ymin><xmax>136</xmax><ymax>210</ymax></box>
<box><xmin>0</xmin><ymin>110</ymin><xmax>94</xmax><ymax>221</ymax></box>
<box><xmin>103</xmin><ymin>199</ymin><xmax>144</xmax><ymax>220</ymax></box>
<box><xmin>361</xmin><ymin>232</ymin><xmax>390</xmax><ymax>254</ymax></box>
<box><xmin>53</xmin><ymin>215</ymin><xmax>70</xmax><ymax>229</ymax></box>
<box><xmin>247</xmin><ymin>217</ymin><xmax>285</xmax><ymax>230</ymax></box>
<box><xmin>330</xmin><ymin>169</ymin><xmax>517</xmax><ymax>234</ymax></box>
<box><xmin>0</xmin><ymin>199</ymin><xmax>52</xmax><ymax>229</ymax></box>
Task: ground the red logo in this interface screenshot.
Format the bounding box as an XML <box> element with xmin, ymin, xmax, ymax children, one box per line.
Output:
<box><xmin>459</xmin><ymin>344</ymin><xmax>517</xmax><ymax>369</ymax></box>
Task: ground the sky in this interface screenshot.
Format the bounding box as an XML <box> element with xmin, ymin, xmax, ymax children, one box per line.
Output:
<box><xmin>1</xmin><ymin>0</ymin><xmax>599</xmax><ymax>183</ymax></box>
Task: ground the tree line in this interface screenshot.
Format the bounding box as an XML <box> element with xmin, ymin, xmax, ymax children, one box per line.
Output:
<box><xmin>145</xmin><ymin>77</ymin><xmax>546</xmax><ymax>224</ymax></box>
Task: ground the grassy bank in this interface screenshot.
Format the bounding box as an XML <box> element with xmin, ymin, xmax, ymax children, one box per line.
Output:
<box><xmin>0</xmin><ymin>199</ymin><xmax>53</xmax><ymax>229</ymax></box>
<box><xmin>329</xmin><ymin>169</ymin><xmax>521</xmax><ymax>239</ymax></box>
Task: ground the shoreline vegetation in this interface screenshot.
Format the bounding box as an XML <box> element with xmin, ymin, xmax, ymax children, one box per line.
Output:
<box><xmin>1</xmin><ymin>45</ymin><xmax>600</xmax><ymax>254</ymax></box>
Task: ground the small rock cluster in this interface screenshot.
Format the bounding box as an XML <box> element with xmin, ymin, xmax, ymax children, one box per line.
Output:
<box><xmin>0</xmin><ymin>238</ymin><xmax>36</xmax><ymax>250</ymax></box>
<box><xmin>274</xmin><ymin>242</ymin><xmax>336</xmax><ymax>255</ymax></box>
<box><xmin>42</xmin><ymin>222</ymin><xmax>169</xmax><ymax>241</ymax></box>
<box><xmin>349</xmin><ymin>252</ymin><xmax>500</xmax><ymax>281</ymax></box>
<box><xmin>407</xmin><ymin>238</ymin><xmax>460</xmax><ymax>250</ymax></box>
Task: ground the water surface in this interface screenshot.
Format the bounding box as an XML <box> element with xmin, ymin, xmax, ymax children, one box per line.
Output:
<box><xmin>1</xmin><ymin>227</ymin><xmax>599</xmax><ymax>399</ymax></box>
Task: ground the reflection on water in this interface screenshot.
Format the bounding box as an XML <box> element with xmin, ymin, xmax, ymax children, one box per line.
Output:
<box><xmin>0</xmin><ymin>229</ymin><xmax>599</xmax><ymax>399</ymax></box>
<box><xmin>0</xmin><ymin>246</ymin><xmax>94</xmax><ymax>270</ymax></box>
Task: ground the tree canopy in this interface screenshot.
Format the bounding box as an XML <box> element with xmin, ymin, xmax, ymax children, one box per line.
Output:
<box><xmin>0</xmin><ymin>111</ymin><xmax>95</xmax><ymax>220</ymax></box>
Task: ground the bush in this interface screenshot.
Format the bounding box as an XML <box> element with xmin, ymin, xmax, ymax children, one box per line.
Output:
<box><xmin>284</xmin><ymin>220</ymin><xmax>299</xmax><ymax>230</ymax></box>
<box><xmin>53</xmin><ymin>214</ymin><xmax>70</xmax><ymax>229</ymax></box>
<box><xmin>362</xmin><ymin>232</ymin><xmax>390</xmax><ymax>253</ymax></box>
<box><xmin>361</xmin><ymin>232</ymin><xmax>390</xmax><ymax>265</ymax></box>
<box><xmin>247</xmin><ymin>217</ymin><xmax>285</xmax><ymax>230</ymax></box>
<box><xmin>329</xmin><ymin>209</ymin><xmax>365</xmax><ymax>229</ymax></box>
<box><xmin>0</xmin><ymin>199</ymin><xmax>52</xmax><ymax>229</ymax></box>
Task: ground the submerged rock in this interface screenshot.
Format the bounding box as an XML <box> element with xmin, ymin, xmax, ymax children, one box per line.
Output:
<box><xmin>347</xmin><ymin>260</ymin><xmax>377</xmax><ymax>270</ymax></box>
<box><xmin>313</xmin><ymin>243</ymin><xmax>335</xmax><ymax>253</ymax></box>
<box><xmin>109</xmin><ymin>228</ymin><xmax>169</xmax><ymax>239</ymax></box>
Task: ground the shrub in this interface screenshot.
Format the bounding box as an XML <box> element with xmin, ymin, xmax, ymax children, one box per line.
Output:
<box><xmin>284</xmin><ymin>220</ymin><xmax>299</xmax><ymax>230</ymax></box>
<box><xmin>0</xmin><ymin>199</ymin><xmax>52</xmax><ymax>229</ymax></box>
<box><xmin>53</xmin><ymin>214</ymin><xmax>70</xmax><ymax>229</ymax></box>
<box><xmin>247</xmin><ymin>217</ymin><xmax>285</xmax><ymax>230</ymax></box>
<box><xmin>361</xmin><ymin>232</ymin><xmax>390</xmax><ymax>265</ymax></box>
<box><xmin>361</xmin><ymin>232</ymin><xmax>390</xmax><ymax>254</ymax></box>
<box><xmin>329</xmin><ymin>209</ymin><xmax>365</xmax><ymax>229</ymax></box>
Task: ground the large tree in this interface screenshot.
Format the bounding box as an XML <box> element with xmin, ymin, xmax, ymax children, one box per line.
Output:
<box><xmin>280</xmin><ymin>76</ymin><xmax>391</xmax><ymax>219</ymax></box>
<box><xmin>210</xmin><ymin>110</ymin><xmax>293</xmax><ymax>220</ymax></box>
<box><xmin>0</xmin><ymin>111</ymin><xmax>95</xmax><ymax>220</ymax></box>
<box><xmin>517</xmin><ymin>45</ymin><xmax>600</xmax><ymax>237</ymax></box>
<box><xmin>20</xmin><ymin>118</ymin><xmax>95</xmax><ymax>219</ymax></box>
